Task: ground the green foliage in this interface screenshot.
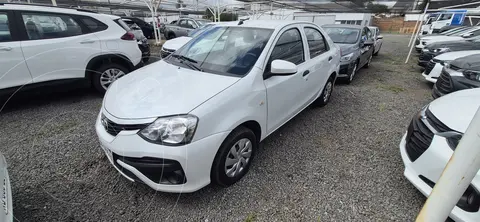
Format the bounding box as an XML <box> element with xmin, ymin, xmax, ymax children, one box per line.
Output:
<box><xmin>367</xmin><ymin>3</ymin><xmax>390</xmax><ymax>14</ymax></box>
<box><xmin>204</xmin><ymin>9</ymin><xmax>238</xmax><ymax>21</ymax></box>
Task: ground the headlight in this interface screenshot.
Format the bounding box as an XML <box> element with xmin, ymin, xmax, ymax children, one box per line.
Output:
<box><xmin>463</xmin><ymin>70</ymin><xmax>480</xmax><ymax>81</ymax></box>
<box><xmin>446</xmin><ymin>134</ymin><xmax>462</xmax><ymax>150</ymax></box>
<box><xmin>434</xmin><ymin>48</ymin><xmax>450</xmax><ymax>53</ymax></box>
<box><xmin>340</xmin><ymin>52</ymin><xmax>354</xmax><ymax>62</ymax></box>
<box><xmin>138</xmin><ymin>114</ymin><xmax>198</xmax><ymax>145</ymax></box>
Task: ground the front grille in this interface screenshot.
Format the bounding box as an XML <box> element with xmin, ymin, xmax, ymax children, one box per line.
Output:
<box><xmin>424</xmin><ymin>60</ymin><xmax>436</xmax><ymax>75</ymax></box>
<box><xmin>419</xmin><ymin>52</ymin><xmax>434</xmax><ymax>62</ymax></box>
<box><xmin>405</xmin><ymin>114</ymin><xmax>434</xmax><ymax>162</ymax></box>
<box><xmin>435</xmin><ymin>70</ymin><xmax>453</xmax><ymax>94</ymax></box>
<box><xmin>339</xmin><ymin>64</ymin><xmax>349</xmax><ymax>74</ymax></box>
<box><xmin>425</xmin><ymin>109</ymin><xmax>453</xmax><ymax>133</ymax></box>
<box><xmin>101</xmin><ymin>115</ymin><xmax>149</xmax><ymax>136</ymax></box>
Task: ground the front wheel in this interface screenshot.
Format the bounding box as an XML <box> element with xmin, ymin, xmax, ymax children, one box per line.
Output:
<box><xmin>364</xmin><ymin>54</ymin><xmax>373</xmax><ymax>68</ymax></box>
<box><xmin>312</xmin><ymin>76</ymin><xmax>334</xmax><ymax>107</ymax></box>
<box><xmin>211</xmin><ymin>126</ymin><xmax>257</xmax><ymax>187</ymax></box>
<box><xmin>92</xmin><ymin>63</ymin><xmax>129</xmax><ymax>94</ymax></box>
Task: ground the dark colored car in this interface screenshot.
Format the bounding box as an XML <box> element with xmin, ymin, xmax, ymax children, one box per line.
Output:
<box><xmin>122</xmin><ymin>16</ymin><xmax>154</xmax><ymax>39</ymax></box>
<box><xmin>322</xmin><ymin>24</ymin><xmax>375</xmax><ymax>83</ymax></box>
<box><xmin>138</xmin><ymin>38</ymin><xmax>150</xmax><ymax>63</ymax></box>
<box><xmin>418</xmin><ymin>37</ymin><xmax>480</xmax><ymax>67</ymax></box>
<box><xmin>432</xmin><ymin>54</ymin><xmax>480</xmax><ymax>98</ymax></box>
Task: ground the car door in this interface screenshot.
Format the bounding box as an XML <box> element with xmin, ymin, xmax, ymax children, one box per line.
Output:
<box><xmin>263</xmin><ymin>26</ymin><xmax>310</xmax><ymax>134</ymax></box>
<box><xmin>186</xmin><ymin>20</ymin><xmax>197</xmax><ymax>33</ymax></box>
<box><xmin>17</xmin><ymin>11</ymin><xmax>101</xmax><ymax>83</ymax></box>
<box><xmin>302</xmin><ymin>25</ymin><xmax>333</xmax><ymax>101</ymax></box>
<box><xmin>359</xmin><ymin>27</ymin><xmax>372</xmax><ymax>66</ymax></box>
<box><xmin>177</xmin><ymin>19</ymin><xmax>189</xmax><ymax>36</ymax></box>
<box><xmin>0</xmin><ymin>10</ymin><xmax>33</xmax><ymax>90</ymax></box>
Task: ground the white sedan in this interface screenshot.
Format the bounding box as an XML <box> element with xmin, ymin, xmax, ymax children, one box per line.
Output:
<box><xmin>422</xmin><ymin>50</ymin><xmax>480</xmax><ymax>83</ymax></box>
<box><xmin>96</xmin><ymin>20</ymin><xmax>340</xmax><ymax>193</ymax></box>
<box><xmin>400</xmin><ymin>88</ymin><xmax>480</xmax><ymax>222</ymax></box>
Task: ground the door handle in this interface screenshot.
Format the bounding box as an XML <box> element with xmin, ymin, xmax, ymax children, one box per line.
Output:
<box><xmin>80</xmin><ymin>40</ymin><xmax>95</xmax><ymax>44</ymax></box>
<box><xmin>328</xmin><ymin>56</ymin><xmax>333</xmax><ymax>61</ymax></box>
<box><xmin>302</xmin><ymin>70</ymin><xmax>310</xmax><ymax>76</ymax></box>
<box><xmin>0</xmin><ymin>46</ymin><xmax>12</xmax><ymax>51</ymax></box>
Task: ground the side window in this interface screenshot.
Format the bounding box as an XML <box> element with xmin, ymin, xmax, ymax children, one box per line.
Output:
<box><xmin>0</xmin><ymin>12</ymin><xmax>12</xmax><ymax>42</ymax></box>
<box><xmin>304</xmin><ymin>27</ymin><xmax>327</xmax><ymax>59</ymax></box>
<box><xmin>21</xmin><ymin>12</ymin><xmax>82</xmax><ymax>40</ymax></box>
<box><xmin>187</xmin><ymin>20</ymin><xmax>197</xmax><ymax>29</ymax></box>
<box><xmin>178</xmin><ymin>20</ymin><xmax>187</xmax><ymax>28</ymax></box>
<box><xmin>80</xmin><ymin>17</ymin><xmax>108</xmax><ymax>33</ymax></box>
<box><xmin>361</xmin><ymin>28</ymin><xmax>367</xmax><ymax>41</ymax></box>
<box><xmin>269</xmin><ymin>28</ymin><xmax>304</xmax><ymax>67</ymax></box>
<box><xmin>366</xmin><ymin>28</ymin><xmax>373</xmax><ymax>40</ymax></box>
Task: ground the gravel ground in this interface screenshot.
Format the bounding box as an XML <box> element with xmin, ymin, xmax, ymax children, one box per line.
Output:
<box><xmin>0</xmin><ymin>34</ymin><xmax>435</xmax><ymax>222</ymax></box>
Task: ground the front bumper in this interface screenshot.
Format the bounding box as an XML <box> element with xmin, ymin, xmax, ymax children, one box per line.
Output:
<box><xmin>422</xmin><ymin>62</ymin><xmax>443</xmax><ymax>83</ymax></box>
<box><xmin>95</xmin><ymin>112</ymin><xmax>229</xmax><ymax>193</ymax></box>
<box><xmin>433</xmin><ymin>69</ymin><xmax>480</xmax><ymax>98</ymax></box>
<box><xmin>400</xmin><ymin>133</ymin><xmax>480</xmax><ymax>222</ymax></box>
<box><xmin>418</xmin><ymin>51</ymin><xmax>438</xmax><ymax>67</ymax></box>
<box><xmin>338</xmin><ymin>61</ymin><xmax>356</xmax><ymax>78</ymax></box>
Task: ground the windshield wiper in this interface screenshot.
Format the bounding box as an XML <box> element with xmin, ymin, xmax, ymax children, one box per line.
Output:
<box><xmin>171</xmin><ymin>54</ymin><xmax>203</xmax><ymax>71</ymax></box>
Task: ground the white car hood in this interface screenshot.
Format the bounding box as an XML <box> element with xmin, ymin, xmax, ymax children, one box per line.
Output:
<box><xmin>104</xmin><ymin>60</ymin><xmax>240</xmax><ymax>119</ymax></box>
<box><xmin>429</xmin><ymin>88</ymin><xmax>480</xmax><ymax>132</ymax></box>
<box><xmin>162</xmin><ymin>36</ymin><xmax>192</xmax><ymax>51</ymax></box>
<box><xmin>435</xmin><ymin>50</ymin><xmax>480</xmax><ymax>61</ymax></box>
<box><xmin>422</xmin><ymin>36</ymin><xmax>464</xmax><ymax>43</ymax></box>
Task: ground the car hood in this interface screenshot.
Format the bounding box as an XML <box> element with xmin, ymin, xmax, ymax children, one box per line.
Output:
<box><xmin>104</xmin><ymin>60</ymin><xmax>240</xmax><ymax>119</ymax></box>
<box><xmin>450</xmin><ymin>54</ymin><xmax>480</xmax><ymax>71</ymax></box>
<box><xmin>337</xmin><ymin>43</ymin><xmax>358</xmax><ymax>56</ymax></box>
<box><xmin>435</xmin><ymin>50</ymin><xmax>480</xmax><ymax>61</ymax></box>
<box><xmin>162</xmin><ymin>37</ymin><xmax>192</xmax><ymax>51</ymax></box>
<box><xmin>429</xmin><ymin>88</ymin><xmax>480</xmax><ymax>132</ymax></box>
<box><xmin>426</xmin><ymin>40</ymin><xmax>479</xmax><ymax>51</ymax></box>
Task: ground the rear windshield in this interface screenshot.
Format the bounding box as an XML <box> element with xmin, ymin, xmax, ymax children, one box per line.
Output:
<box><xmin>114</xmin><ymin>19</ymin><xmax>131</xmax><ymax>31</ymax></box>
<box><xmin>323</xmin><ymin>27</ymin><xmax>360</xmax><ymax>44</ymax></box>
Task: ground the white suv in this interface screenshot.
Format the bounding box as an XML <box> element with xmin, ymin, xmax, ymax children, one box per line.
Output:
<box><xmin>0</xmin><ymin>4</ymin><xmax>142</xmax><ymax>94</ymax></box>
<box><xmin>96</xmin><ymin>20</ymin><xmax>340</xmax><ymax>193</ymax></box>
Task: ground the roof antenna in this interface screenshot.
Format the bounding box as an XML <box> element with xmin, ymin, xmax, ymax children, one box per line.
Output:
<box><xmin>238</xmin><ymin>18</ymin><xmax>250</xmax><ymax>25</ymax></box>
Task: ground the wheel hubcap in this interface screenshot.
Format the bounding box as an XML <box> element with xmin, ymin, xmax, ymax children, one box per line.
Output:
<box><xmin>350</xmin><ymin>64</ymin><xmax>357</xmax><ymax>81</ymax></box>
<box><xmin>323</xmin><ymin>82</ymin><xmax>333</xmax><ymax>102</ymax></box>
<box><xmin>100</xmin><ymin>68</ymin><xmax>125</xmax><ymax>90</ymax></box>
<box><xmin>225</xmin><ymin>138</ymin><xmax>252</xmax><ymax>178</ymax></box>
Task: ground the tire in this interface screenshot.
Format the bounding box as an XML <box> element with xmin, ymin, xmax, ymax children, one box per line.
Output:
<box><xmin>312</xmin><ymin>75</ymin><xmax>334</xmax><ymax>107</ymax></box>
<box><xmin>346</xmin><ymin>62</ymin><xmax>358</xmax><ymax>84</ymax></box>
<box><xmin>211</xmin><ymin>126</ymin><xmax>257</xmax><ymax>187</ymax></box>
<box><xmin>364</xmin><ymin>53</ymin><xmax>373</xmax><ymax>68</ymax></box>
<box><xmin>92</xmin><ymin>63</ymin><xmax>129</xmax><ymax>94</ymax></box>
<box><xmin>142</xmin><ymin>56</ymin><xmax>150</xmax><ymax>63</ymax></box>
<box><xmin>167</xmin><ymin>32</ymin><xmax>176</xmax><ymax>40</ymax></box>
<box><xmin>373</xmin><ymin>46</ymin><xmax>380</xmax><ymax>56</ymax></box>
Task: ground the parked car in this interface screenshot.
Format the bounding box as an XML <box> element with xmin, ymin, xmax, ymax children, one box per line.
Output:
<box><xmin>422</xmin><ymin>50</ymin><xmax>480</xmax><ymax>83</ymax></box>
<box><xmin>400</xmin><ymin>88</ymin><xmax>480</xmax><ymax>222</ymax></box>
<box><xmin>418</xmin><ymin>37</ymin><xmax>480</xmax><ymax>67</ymax></box>
<box><xmin>96</xmin><ymin>20</ymin><xmax>341</xmax><ymax>193</ymax></box>
<box><xmin>164</xmin><ymin>17</ymin><xmax>211</xmax><ymax>40</ymax></box>
<box><xmin>121</xmin><ymin>16</ymin><xmax>154</xmax><ymax>39</ymax></box>
<box><xmin>322</xmin><ymin>24</ymin><xmax>375</xmax><ymax>83</ymax></box>
<box><xmin>120</xmin><ymin>18</ymin><xmax>150</xmax><ymax>63</ymax></box>
<box><xmin>416</xmin><ymin>26</ymin><xmax>480</xmax><ymax>51</ymax></box>
<box><xmin>432</xmin><ymin>54</ymin><xmax>480</xmax><ymax>98</ymax></box>
<box><xmin>368</xmin><ymin>26</ymin><xmax>383</xmax><ymax>56</ymax></box>
<box><xmin>161</xmin><ymin>23</ymin><xmax>216</xmax><ymax>58</ymax></box>
<box><xmin>0</xmin><ymin>4</ymin><xmax>142</xmax><ymax>95</ymax></box>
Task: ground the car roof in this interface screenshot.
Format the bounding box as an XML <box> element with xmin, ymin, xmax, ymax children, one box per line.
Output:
<box><xmin>0</xmin><ymin>4</ymin><xmax>119</xmax><ymax>19</ymax></box>
<box><xmin>322</xmin><ymin>24</ymin><xmax>364</xmax><ymax>30</ymax></box>
<box><xmin>214</xmin><ymin>20</ymin><xmax>318</xmax><ymax>30</ymax></box>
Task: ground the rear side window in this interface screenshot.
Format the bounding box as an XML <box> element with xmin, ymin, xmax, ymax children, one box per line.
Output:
<box><xmin>304</xmin><ymin>27</ymin><xmax>328</xmax><ymax>58</ymax></box>
<box><xmin>80</xmin><ymin>17</ymin><xmax>107</xmax><ymax>33</ymax></box>
<box><xmin>21</xmin><ymin>12</ymin><xmax>83</xmax><ymax>40</ymax></box>
<box><xmin>0</xmin><ymin>12</ymin><xmax>12</xmax><ymax>42</ymax></box>
<box><xmin>270</xmin><ymin>28</ymin><xmax>305</xmax><ymax>65</ymax></box>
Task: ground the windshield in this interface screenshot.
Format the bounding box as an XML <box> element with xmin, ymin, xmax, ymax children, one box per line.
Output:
<box><xmin>196</xmin><ymin>20</ymin><xmax>211</xmax><ymax>26</ymax></box>
<box><xmin>166</xmin><ymin>26</ymin><xmax>273</xmax><ymax>76</ymax></box>
<box><xmin>323</xmin><ymin>27</ymin><xmax>360</xmax><ymax>44</ymax></box>
<box><xmin>188</xmin><ymin>24</ymin><xmax>213</xmax><ymax>37</ymax></box>
<box><xmin>450</xmin><ymin>27</ymin><xmax>477</xmax><ymax>36</ymax></box>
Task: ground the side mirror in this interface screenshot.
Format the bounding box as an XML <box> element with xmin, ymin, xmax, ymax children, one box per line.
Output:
<box><xmin>377</xmin><ymin>35</ymin><xmax>383</xmax><ymax>40</ymax></box>
<box><xmin>363</xmin><ymin>40</ymin><xmax>375</xmax><ymax>46</ymax></box>
<box><xmin>271</xmin><ymin>60</ymin><xmax>297</xmax><ymax>76</ymax></box>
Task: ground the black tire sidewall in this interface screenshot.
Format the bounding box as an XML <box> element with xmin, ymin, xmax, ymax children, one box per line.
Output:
<box><xmin>92</xmin><ymin>63</ymin><xmax>129</xmax><ymax>94</ymax></box>
<box><xmin>211</xmin><ymin>127</ymin><xmax>257</xmax><ymax>187</ymax></box>
<box><xmin>313</xmin><ymin>76</ymin><xmax>334</xmax><ymax>107</ymax></box>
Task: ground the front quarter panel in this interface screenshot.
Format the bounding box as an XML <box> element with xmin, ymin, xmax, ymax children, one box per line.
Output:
<box><xmin>189</xmin><ymin>67</ymin><xmax>267</xmax><ymax>142</ymax></box>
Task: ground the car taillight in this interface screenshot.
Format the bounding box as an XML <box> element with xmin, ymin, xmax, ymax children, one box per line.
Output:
<box><xmin>121</xmin><ymin>32</ymin><xmax>135</xmax><ymax>41</ymax></box>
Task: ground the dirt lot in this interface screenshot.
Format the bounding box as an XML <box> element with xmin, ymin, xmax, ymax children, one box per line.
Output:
<box><xmin>0</xmin><ymin>34</ymin><xmax>435</xmax><ymax>221</ymax></box>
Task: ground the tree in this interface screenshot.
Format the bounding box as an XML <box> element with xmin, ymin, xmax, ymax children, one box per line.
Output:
<box><xmin>367</xmin><ymin>3</ymin><xmax>389</xmax><ymax>14</ymax></box>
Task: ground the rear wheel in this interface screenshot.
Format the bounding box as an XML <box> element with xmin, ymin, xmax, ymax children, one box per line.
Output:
<box><xmin>211</xmin><ymin>126</ymin><xmax>257</xmax><ymax>187</ymax></box>
<box><xmin>167</xmin><ymin>32</ymin><xmax>176</xmax><ymax>40</ymax></box>
<box><xmin>365</xmin><ymin>54</ymin><xmax>373</xmax><ymax>68</ymax></box>
<box><xmin>373</xmin><ymin>46</ymin><xmax>381</xmax><ymax>56</ymax></box>
<box><xmin>92</xmin><ymin>63</ymin><xmax>129</xmax><ymax>94</ymax></box>
<box><xmin>312</xmin><ymin>76</ymin><xmax>335</xmax><ymax>107</ymax></box>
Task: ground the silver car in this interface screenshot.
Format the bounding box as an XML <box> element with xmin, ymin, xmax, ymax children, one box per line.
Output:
<box><xmin>323</xmin><ymin>24</ymin><xmax>375</xmax><ymax>83</ymax></box>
